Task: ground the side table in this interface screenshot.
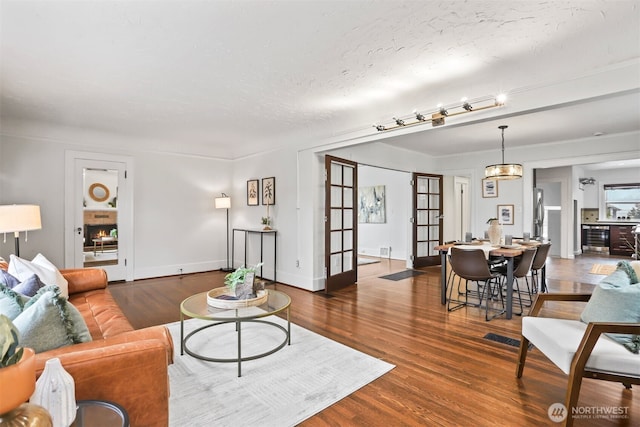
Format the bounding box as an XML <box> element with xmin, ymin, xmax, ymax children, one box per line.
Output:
<box><xmin>71</xmin><ymin>400</ymin><xmax>129</xmax><ymax>427</ymax></box>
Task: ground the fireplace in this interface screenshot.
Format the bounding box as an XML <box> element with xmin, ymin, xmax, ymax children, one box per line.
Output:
<box><xmin>86</xmin><ymin>224</ymin><xmax>117</xmax><ymax>240</ymax></box>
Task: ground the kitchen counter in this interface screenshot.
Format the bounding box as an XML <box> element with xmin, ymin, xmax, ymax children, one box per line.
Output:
<box><xmin>582</xmin><ymin>221</ymin><xmax>640</xmax><ymax>225</ymax></box>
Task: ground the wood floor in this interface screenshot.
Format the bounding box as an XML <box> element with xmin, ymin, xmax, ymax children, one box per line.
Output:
<box><xmin>109</xmin><ymin>254</ymin><xmax>638</xmax><ymax>426</ymax></box>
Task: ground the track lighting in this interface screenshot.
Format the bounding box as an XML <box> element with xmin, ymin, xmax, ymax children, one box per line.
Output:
<box><xmin>374</xmin><ymin>94</ymin><xmax>506</xmax><ymax>133</ymax></box>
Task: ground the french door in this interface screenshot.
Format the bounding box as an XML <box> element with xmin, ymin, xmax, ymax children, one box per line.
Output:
<box><xmin>324</xmin><ymin>155</ymin><xmax>358</xmax><ymax>293</ymax></box>
<box><xmin>412</xmin><ymin>173</ymin><xmax>443</xmax><ymax>267</ymax></box>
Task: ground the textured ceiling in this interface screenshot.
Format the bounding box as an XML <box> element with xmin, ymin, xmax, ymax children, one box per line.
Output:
<box><xmin>1</xmin><ymin>1</ymin><xmax>639</xmax><ymax>159</ymax></box>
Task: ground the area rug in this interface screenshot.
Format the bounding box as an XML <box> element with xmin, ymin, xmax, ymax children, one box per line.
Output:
<box><xmin>358</xmin><ymin>257</ymin><xmax>380</xmax><ymax>265</ymax></box>
<box><xmin>589</xmin><ymin>264</ymin><xmax>616</xmax><ymax>275</ymax></box>
<box><xmin>165</xmin><ymin>317</ymin><xmax>394</xmax><ymax>426</ymax></box>
<box><xmin>380</xmin><ymin>269</ymin><xmax>424</xmax><ymax>281</ymax></box>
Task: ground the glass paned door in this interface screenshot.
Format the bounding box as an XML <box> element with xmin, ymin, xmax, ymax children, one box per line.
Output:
<box><xmin>412</xmin><ymin>173</ymin><xmax>443</xmax><ymax>267</ymax></box>
<box><xmin>325</xmin><ymin>155</ymin><xmax>357</xmax><ymax>293</ymax></box>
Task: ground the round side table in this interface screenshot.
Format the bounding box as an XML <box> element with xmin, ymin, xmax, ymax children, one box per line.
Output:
<box><xmin>71</xmin><ymin>400</ymin><xmax>129</xmax><ymax>427</ymax></box>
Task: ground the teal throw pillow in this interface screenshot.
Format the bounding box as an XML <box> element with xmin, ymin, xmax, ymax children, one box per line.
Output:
<box><xmin>12</xmin><ymin>286</ymin><xmax>92</xmax><ymax>353</ymax></box>
<box><xmin>580</xmin><ymin>282</ymin><xmax>640</xmax><ymax>353</ymax></box>
<box><xmin>599</xmin><ymin>268</ymin><xmax>632</xmax><ymax>288</ymax></box>
<box><xmin>0</xmin><ymin>284</ymin><xmax>29</xmax><ymax>320</ymax></box>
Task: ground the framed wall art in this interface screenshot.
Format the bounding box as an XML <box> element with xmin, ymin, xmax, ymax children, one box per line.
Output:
<box><xmin>358</xmin><ymin>185</ymin><xmax>386</xmax><ymax>223</ymax></box>
<box><xmin>497</xmin><ymin>204</ymin><xmax>514</xmax><ymax>225</ymax></box>
<box><xmin>482</xmin><ymin>178</ymin><xmax>498</xmax><ymax>198</ymax></box>
<box><xmin>262</xmin><ymin>177</ymin><xmax>275</xmax><ymax>205</ymax></box>
<box><xmin>247</xmin><ymin>179</ymin><xmax>259</xmax><ymax>206</ymax></box>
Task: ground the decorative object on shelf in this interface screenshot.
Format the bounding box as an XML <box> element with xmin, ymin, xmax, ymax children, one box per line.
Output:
<box><xmin>485</xmin><ymin>125</ymin><xmax>523</xmax><ymax>180</ymax></box>
<box><xmin>0</xmin><ymin>205</ymin><xmax>42</xmax><ymax>257</ymax></box>
<box><xmin>215</xmin><ymin>193</ymin><xmax>233</xmax><ymax>273</ymax></box>
<box><xmin>497</xmin><ymin>204</ymin><xmax>515</xmax><ymax>225</ymax></box>
<box><xmin>482</xmin><ymin>178</ymin><xmax>498</xmax><ymax>198</ymax></box>
<box><xmin>486</xmin><ymin>218</ymin><xmax>502</xmax><ymax>245</ymax></box>
<box><xmin>261</xmin><ymin>216</ymin><xmax>272</xmax><ymax>231</ymax></box>
<box><xmin>247</xmin><ymin>179</ymin><xmax>259</xmax><ymax>206</ymax></box>
<box><xmin>224</xmin><ymin>263</ymin><xmax>264</xmax><ymax>297</ymax></box>
<box><xmin>0</xmin><ymin>315</ymin><xmax>37</xmax><ymax>416</ymax></box>
<box><xmin>30</xmin><ymin>358</ymin><xmax>76</xmax><ymax>427</ymax></box>
<box><xmin>262</xmin><ymin>177</ymin><xmax>275</xmax><ymax>205</ymax></box>
<box><xmin>373</xmin><ymin>94</ymin><xmax>506</xmax><ymax>132</ymax></box>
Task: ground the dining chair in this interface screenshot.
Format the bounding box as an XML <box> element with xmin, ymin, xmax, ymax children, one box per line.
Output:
<box><xmin>530</xmin><ymin>243</ymin><xmax>552</xmax><ymax>293</ymax></box>
<box><xmin>495</xmin><ymin>247</ymin><xmax>537</xmax><ymax>314</ymax></box>
<box><xmin>448</xmin><ymin>247</ymin><xmax>503</xmax><ymax>320</ymax></box>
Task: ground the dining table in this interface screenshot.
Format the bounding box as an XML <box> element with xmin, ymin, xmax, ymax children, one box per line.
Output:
<box><xmin>434</xmin><ymin>240</ymin><xmax>544</xmax><ymax>320</ymax></box>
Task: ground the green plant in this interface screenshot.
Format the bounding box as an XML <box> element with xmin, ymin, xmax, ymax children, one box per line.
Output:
<box><xmin>0</xmin><ymin>315</ymin><xmax>23</xmax><ymax>368</ymax></box>
<box><xmin>261</xmin><ymin>217</ymin><xmax>271</xmax><ymax>225</ymax></box>
<box><xmin>486</xmin><ymin>217</ymin><xmax>498</xmax><ymax>224</ymax></box>
<box><xmin>224</xmin><ymin>263</ymin><xmax>264</xmax><ymax>291</ymax></box>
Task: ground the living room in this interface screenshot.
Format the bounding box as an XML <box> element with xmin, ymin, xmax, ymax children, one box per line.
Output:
<box><xmin>1</xmin><ymin>1</ymin><xmax>639</xmax><ymax>425</ymax></box>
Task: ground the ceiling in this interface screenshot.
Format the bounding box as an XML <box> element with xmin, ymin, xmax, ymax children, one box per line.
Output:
<box><xmin>1</xmin><ymin>1</ymin><xmax>639</xmax><ymax>160</ymax></box>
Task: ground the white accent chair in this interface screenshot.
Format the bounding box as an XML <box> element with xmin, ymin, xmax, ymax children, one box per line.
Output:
<box><xmin>516</xmin><ymin>293</ymin><xmax>640</xmax><ymax>427</ymax></box>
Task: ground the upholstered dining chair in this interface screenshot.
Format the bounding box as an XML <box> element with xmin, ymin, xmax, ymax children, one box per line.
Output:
<box><xmin>495</xmin><ymin>247</ymin><xmax>537</xmax><ymax>314</ymax></box>
<box><xmin>448</xmin><ymin>247</ymin><xmax>503</xmax><ymax>320</ymax></box>
<box><xmin>530</xmin><ymin>243</ymin><xmax>552</xmax><ymax>293</ymax></box>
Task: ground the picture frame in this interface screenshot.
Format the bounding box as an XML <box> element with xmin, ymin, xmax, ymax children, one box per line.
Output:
<box><xmin>247</xmin><ymin>179</ymin><xmax>259</xmax><ymax>206</ymax></box>
<box><xmin>262</xmin><ymin>177</ymin><xmax>275</xmax><ymax>205</ymax></box>
<box><xmin>497</xmin><ymin>204</ymin><xmax>514</xmax><ymax>225</ymax></box>
<box><xmin>482</xmin><ymin>178</ymin><xmax>498</xmax><ymax>198</ymax></box>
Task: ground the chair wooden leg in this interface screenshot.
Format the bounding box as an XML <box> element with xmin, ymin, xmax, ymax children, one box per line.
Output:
<box><xmin>564</xmin><ymin>371</ymin><xmax>584</xmax><ymax>427</ymax></box>
<box><xmin>516</xmin><ymin>335</ymin><xmax>530</xmax><ymax>378</ymax></box>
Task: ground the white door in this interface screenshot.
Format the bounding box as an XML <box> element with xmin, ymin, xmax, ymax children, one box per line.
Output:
<box><xmin>65</xmin><ymin>153</ymin><xmax>133</xmax><ymax>281</ymax></box>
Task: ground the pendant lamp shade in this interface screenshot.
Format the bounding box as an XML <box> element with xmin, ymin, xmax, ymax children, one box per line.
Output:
<box><xmin>485</xmin><ymin>125</ymin><xmax>522</xmax><ymax>180</ymax></box>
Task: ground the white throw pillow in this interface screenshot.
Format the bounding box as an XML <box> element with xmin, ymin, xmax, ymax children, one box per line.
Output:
<box><xmin>8</xmin><ymin>254</ymin><xmax>69</xmax><ymax>299</ymax></box>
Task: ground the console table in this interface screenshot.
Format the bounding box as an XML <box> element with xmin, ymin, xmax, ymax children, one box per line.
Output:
<box><xmin>231</xmin><ymin>228</ymin><xmax>277</xmax><ymax>283</ymax></box>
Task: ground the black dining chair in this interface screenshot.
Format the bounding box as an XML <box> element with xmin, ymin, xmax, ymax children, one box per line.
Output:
<box><xmin>530</xmin><ymin>243</ymin><xmax>551</xmax><ymax>293</ymax></box>
<box><xmin>448</xmin><ymin>247</ymin><xmax>503</xmax><ymax>320</ymax></box>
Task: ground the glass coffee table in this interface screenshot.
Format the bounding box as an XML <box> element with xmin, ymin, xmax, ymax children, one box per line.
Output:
<box><xmin>180</xmin><ymin>289</ymin><xmax>291</xmax><ymax>377</ymax></box>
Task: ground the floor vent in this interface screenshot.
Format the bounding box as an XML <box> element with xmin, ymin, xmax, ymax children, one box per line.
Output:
<box><xmin>379</xmin><ymin>247</ymin><xmax>391</xmax><ymax>258</ymax></box>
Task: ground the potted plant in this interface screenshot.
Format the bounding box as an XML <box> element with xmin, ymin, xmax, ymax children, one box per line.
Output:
<box><xmin>261</xmin><ymin>216</ymin><xmax>272</xmax><ymax>231</ymax></box>
<box><xmin>0</xmin><ymin>314</ymin><xmax>36</xmax><ymax>415</ymax></box>
<box><xmin>224</xmin><ymin>263</ymin><xmax>264</xmax><ymax>298</ymax></box>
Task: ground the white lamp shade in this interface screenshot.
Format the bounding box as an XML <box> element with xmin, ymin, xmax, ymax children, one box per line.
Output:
<box><xmin>215</xmin><ymin>197</ymin><xmax>231</xmax><ymax>209</ymax></box>
<box><xmin>0</xmin><ymin>205</ymin><xmax>42</xmax><ymax>233</ymax></box>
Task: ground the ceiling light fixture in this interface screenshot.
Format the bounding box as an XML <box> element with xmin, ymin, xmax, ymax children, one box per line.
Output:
<box><xmin>484</xmin><ymin>125</ymin><xmax>523</xmax><ymax>180</ymax></box>
<box><xmin>373</xmin><ymin>94</ymin><xmax>506</xmax><ymax>132</ymax></box>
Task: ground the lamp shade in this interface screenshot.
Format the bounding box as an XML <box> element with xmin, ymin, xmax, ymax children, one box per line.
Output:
<box><xmin>215</xmin><ymin>196</ymin><xmax>231</xmax><ymax>209</ymax></box>
<box><xmin>0</xmin><ymin>205</ymin><xmax>42</xmax><ymax>233</ymax></box>
<box><xmin>484</xmin><ymin>163</ymin><xmax>523</xmax><ymax>180</ymax></box>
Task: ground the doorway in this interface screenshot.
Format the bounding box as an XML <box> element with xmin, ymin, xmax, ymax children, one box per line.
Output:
<box><xmin>64</xmin><ymin>152</ymin><xmax>134</xmax><ymax>281</ymax></box>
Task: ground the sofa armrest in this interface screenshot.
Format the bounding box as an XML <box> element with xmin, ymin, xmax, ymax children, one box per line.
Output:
<box><xmin>37</xmin><ymin>340</ymin><xmax>171</xmax><ymax>427</ymax></box>
<box><xmin>528</xmin><ymin>293</ymin><xmax>592</xmax><ymax>317</ymax></box>
<box><xmin>61</xmin><ymin>268</ymin><xmax>108</xmax><ymax>294</ymax></box>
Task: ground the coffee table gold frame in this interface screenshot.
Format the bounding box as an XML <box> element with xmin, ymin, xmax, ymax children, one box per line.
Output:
<box><xmin>180</xmin><ymin>289</ymin><xmax>291</xmax><ymax>377</ymax></box>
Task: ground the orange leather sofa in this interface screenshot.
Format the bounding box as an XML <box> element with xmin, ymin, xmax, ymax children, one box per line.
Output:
<box><xmin>22</xmin><ymin>268</ymin><xmax>173</xmax><ymax>427</ymax></box>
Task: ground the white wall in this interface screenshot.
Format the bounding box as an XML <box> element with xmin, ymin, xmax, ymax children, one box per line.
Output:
<box><xmin>357</xmin><ymin>165</ymin><xmax>410</xmax><ymax>261</ymax></box>
<box><xmin>0</xmin><ymin>133</ymin><xmax>232</xmax><ymax>280</ymax></box>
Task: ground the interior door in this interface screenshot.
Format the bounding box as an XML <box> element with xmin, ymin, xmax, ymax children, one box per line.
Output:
<box><xmin>65</xmin><ymin>153</ymin><xmax>132</xmax><ymax>281</ymax></box>
<box><xmin>324</xmin><ymin>155</ymin><xmax>358</xmax><ymax>293</ymax></box>
<box><xmin>412</xmin><ymin>173</ymin><xmax>443</xmax><ymax>267</ymax></box>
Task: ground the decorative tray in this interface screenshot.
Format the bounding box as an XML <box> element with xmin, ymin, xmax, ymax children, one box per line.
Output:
<box><xmin>206</xmin><ymin>288</ymin><xmax>268</xmax><ymax>309</ymax></box>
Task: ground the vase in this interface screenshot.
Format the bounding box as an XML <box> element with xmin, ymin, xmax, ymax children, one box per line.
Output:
<box><xmin>487</xmin><ymin>220</ymin><xmax>502</xmax><ymax>245</ymax></box>
<box><xmin>0</xmin><ymin>348</ymin><xmax>36</xmax><ymax>416</ymax></box>
<box><xmin>29</xmin><ymin>358</ymin><xmax>76</xmax><ymax>427</ymax></box>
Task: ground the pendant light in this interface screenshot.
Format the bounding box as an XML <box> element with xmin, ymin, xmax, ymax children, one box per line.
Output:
<box><xmin>484</xmin><ymin>125</ymin><xmax>523</xmax><ymax>180</ymax></box>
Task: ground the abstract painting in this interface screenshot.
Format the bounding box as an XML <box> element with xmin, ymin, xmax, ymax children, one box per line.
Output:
<box><xmin>358</xmin><ymin>185</ymin><xmax>386</xmax><ymax>223</ymax></box>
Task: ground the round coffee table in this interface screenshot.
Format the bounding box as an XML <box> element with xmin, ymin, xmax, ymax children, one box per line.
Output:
<box><xmin>180</xmin><ymin>289</ymin><xmax>291</xmax><ymax>377</ymax></box>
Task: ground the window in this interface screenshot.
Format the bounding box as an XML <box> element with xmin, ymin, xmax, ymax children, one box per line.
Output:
<box><xmin>604</xmin><ymin>183</ymin><xmax>640</xmax><ymax>219</ymax></box>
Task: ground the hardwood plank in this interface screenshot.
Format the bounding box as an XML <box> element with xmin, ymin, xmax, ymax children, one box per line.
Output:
<box><xmin>109</xmin><ymin>254</ymin><xmax>638</xmax><ymax>426</ymax></box>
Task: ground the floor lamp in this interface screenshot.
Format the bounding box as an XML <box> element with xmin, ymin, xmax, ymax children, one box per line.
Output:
<box><xmin>215</xmin><ymin>194</ymin><xmax>233</xmax><ymax>272</ymax></box>
<box><xmin>0</xmin><ymin>204</ymin><xmax>42</xmax><ymax>257</ymax></box>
